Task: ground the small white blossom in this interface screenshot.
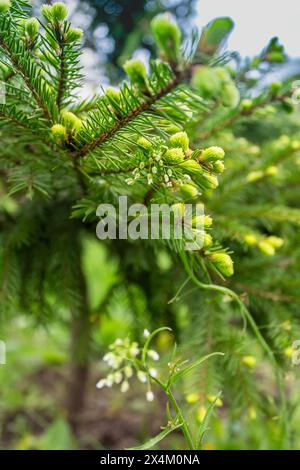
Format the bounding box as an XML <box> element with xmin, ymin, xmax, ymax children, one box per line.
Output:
<box><xmin>130</xmin><ymin>342</ymin><xmax>139</xmax><ymax>356</ymax></box>
<box><xmin>152</xmin><ymin>166</ymin><xmax>158</xmax><ymax>174</ymax></box>
<box><xmin>149</xmin><ymin>368</ymin><xmax>158</xmax><ymax>378</ymax></box>
<box><xmin>148</xmin><ymin>350</ymin><xmax>160</xmax><ymax>361</ymax></box>
<box><xmin>124</xmin><ymin>366</ymin><xmax>133</xmax><ymax>378</ymax></box>
<box><xmin>114</xmin><ymin>371</ymin><xmax>123</xmax><ymax>384</ymax></box>
<box><xmin>106</xmin><ymin>374</ymin><xmax>114</xmax><ymax>387</ymax></box>
<box><xmin>146</xmin><ymin>391</ymin><xmax>154</xmax><ymax>402</ymax></box>
<box><xmin>137</xmin><ymin>370</ymin><xmax>147</xmax><ymax>383</ymax></box>
<box><xmin>121</xmin><ymin>380</ymin><xmax>129</xmax><ymax>393</ymax></box>
<box><xmin>96</xmin><ymin>379</ymin><xmax>106</xmax><ymax>389</ymax></box>
<box><xmin>164</xmin><ymin>174</ymin><xmax>169</xmax><ymax>183</ymax></box>
<box><xmin>143</xmin><ymin>329</ymin><xmax>150</xmax><ymax>337</ymax></box>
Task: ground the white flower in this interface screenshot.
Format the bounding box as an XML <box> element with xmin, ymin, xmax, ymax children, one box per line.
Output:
<box><xmin>137</xmin><ymin>370</ymin><xmax>147</xmax><ymax>383</ymax></box>
<box><xmin>149</xmin><ymin>368</ymin><xmax>158</xmax><ymax>378</ymax></box>
<box><xmin>96</xmin><ymin>379</ymin><xmax>106</xmax><ymax>389</ymax></box>
<box><xmin>130</xmin><ymin>342</ymin><xmax>139</xmax><ymax>357</ymax></box>
<box><xmin>114</xmin><ymin>338</ymin><xmax>123</xmax><ymax>346</ymax></box>
<box><xmin>124</xmin><ymin>366</ymin><xmax>133</xmax><ymax>378</ymax></box>
<box><xmin>148</xmin><ymin>350</ymin><xmax>160</xmax><ymax>361</ymax></box>
<box><xmin>121</xmin><ymin>380</ymin><xmax>129</xmax><ymax>393</ymax></box>
<box><xmin>143</xmin><ymin>329</ymin><xmax>150</xmax><ymax>338</ymax></box>
<box><xmin>114</xmin><ymin>371</ymin><xmax>123</xmax><ymax>384</ymax></box>
<box><xmin>146</xmin><ymin>391</ymin><xmax>154</xmax><ymax>402</ymax></box>
<box><xmin>106</xmin><ymin>374</ymin><xmax>114</xmax><ymax>387</ymax></box>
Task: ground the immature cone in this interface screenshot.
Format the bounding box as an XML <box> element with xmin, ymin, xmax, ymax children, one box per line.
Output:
<box><xmin>164</xmin><ymin>147</ymin><xmax>185</xmax><ymax>164</ymax></box>
<box><xmin>25</xmin><ymin>18</ymin><xmax>39</xmax><ymax>40</ymax></box>
<box><xmin>123</xmin><ymin>59</ymin><xmax>147</xmax><ymax>86</ymax></box>
<box><xmin>179</xmin><ymin>159</ymin><xmax>203</xmax><ymax>175</ymax></box>
<box><xmin>66</xmin><ymin>28</ymin><xmax>83</xmax><ymax>43</ymax></box>
<box><xmin>51</xmin><ymin>2</ymin><xmax>68</xmax><ymax>22</ymax></box>
<box><xmin>61</xmin><ymin>111</ymin><xmax>82</xmax><ymax>132</ymax></box>
<box><xmin>179</xmin><ymin>184</ymin><xmax>198</xmax><ymax>199</ymax></box>
<box><xmin>51</xmin><ymin>124</ymin><xmax>67</xmax><ymax>141</ymax></box>
<box><xmin>169</xmin><ymin>131</ymin><xmax>189</xmax><ymax>151</ymax></box>
<box><xmin>137</xmin><ymin>137</ymin><xmax>152</xmax><ymax>150</ymax></box>
<box><xmin>41</xmin><ymin>2</ymin><xmax>68</xmax><ymax>24</ymax></box>
<box><xmin>258</xmin><ymin>240</ymin><xmax>275</xmax><ymax>256</ymax></box>
<box><xmin>266</xmin><ymin>236</ymin><xmax>284</xmax><ymax>248</ymax></box>
<box><xmin>0</xmin><ymin>0</ymin><xmax>11</xmax><ymax>14</ymax></box>
<box><xmin>200</xmin><ymin>146</ymin><xmax>225</xmax><ymax>162</ymax></box>
<box><xmin>151</xmin><ymin>14</ymin><xmax>181</xmax><ymax>63</ymax></box>
<box><xmin>210</xmin><ymin>253</ymin><xmax>234</xmax><ymax>277</ymax></box>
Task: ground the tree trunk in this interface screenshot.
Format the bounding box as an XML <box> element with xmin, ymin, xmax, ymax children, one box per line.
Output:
<box><xmin>66</xmin><ymin>266</ymin><xmax>91</xmax><ymax>432</ymax></box>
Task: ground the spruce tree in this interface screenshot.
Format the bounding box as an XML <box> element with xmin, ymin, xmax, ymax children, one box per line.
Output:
<box><xmin>1</xmin><ymin>1</ymin><xmax>299</xmax><ymax>447</ymax></box>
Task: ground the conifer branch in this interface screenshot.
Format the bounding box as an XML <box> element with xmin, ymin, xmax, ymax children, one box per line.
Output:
<box><xmin>76</xmin><ymin>70</ymin><xmax>188</xmax><ymax>159</ymax></box>
<box><xmin>0</xmin><ymin>36</ymin><xmax>52</xmax><ymax>122</ymax></box>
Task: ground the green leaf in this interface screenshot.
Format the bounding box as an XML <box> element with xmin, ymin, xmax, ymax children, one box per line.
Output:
<box><xmin>170</xmin><ymin>352</ymin><xmax>224</xmax><ymax>384</ymax></box>
<box><xmin>127</xmin><ymin>424</ymin><xmax>182</xmax><ymax>450</ymax></box>
<box><xmin>199</xmin><ymin>17</ymin><xmax>234</xmax><ymax>55</ymax></box>
<box><xmin>196</xmin><ymin>392</ymin><xmax>222</xmax><ymax>449</ymax></box>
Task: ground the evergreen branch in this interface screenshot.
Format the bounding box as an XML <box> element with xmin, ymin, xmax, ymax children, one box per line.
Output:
<box><xmin>75</xmin><ymin>70</ymin><xmax>188</xmax><ymax>159</ymax></box>
<box><xmin>199</xmin><ymin>92</ymin><xmax>290</xmax><ymax>140</ymax></box>
<box><xmin>0</xmin><ymin>35</ymin><xmax>52</xmax><ymax>122</ymax></box>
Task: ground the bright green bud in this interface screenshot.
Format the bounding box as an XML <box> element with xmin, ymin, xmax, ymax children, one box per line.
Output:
<box><xmin>220</xmin><ymin>81</ymin><xmax>240</xmax><ymax>108</ymax></box>
<box><xmin>202</xmin><ymin>174</ymin><xmax>219</xmax><ymax>189</ymax></box>
<box><xmin>61</xmin><ymin>111</ymin><xmax>82</xmax><ymax>132</ymax></box>
<box><xmin>200</xmin><ymin>146</ymin><xmax>225</xmax><ymax>162</ymax></box>
<box><xmin>51</xmin><ymin>2</ymin><xmax>68</xmax><ymax>22</ymax></box>
<box><xmin>66</xmin><ymin>28</ymin><xmax>83</xmax><ymax>43</ymax></box>
<box><xmin>192</xmin><ymin>66</ymin><xmax>223</xmax><ymax>99</ymax></box>
<box><xmin>204</xmin><ymin>233</ymin><xmax>213</xmax><ymax>248</ymax></box>
<box><xmin>137</xmin><ymin>137</ymin><xmax>152</xmax><ymax>150</ymax></box>
<box><xmin>266</xmin><ymin>236</ymin><xmax>284</xmax><ymax>249</ymax></box>
<box><xmin>25</xmin><ymin>18</ymin><xmax>39</xmax><ymax>39</ymax></box>
<box><xmin>212</xmin><ymin>160</ymin><xmax>225</xmax><ymax>173</ymax></box>
<box><xmin>151</xmin><ymin>14</ymin><xmax>181</xmax><ymax>62</ymax></box>
<box><xmin>210</xmin><ymin>253</ymin><xmax>234</xmax><ymax>277</ymax></box>
<box><xmin>41</xmin><ymin>5</ymin><xmax>53</xmax><ymax>23</ymax></box>
<box><xmin>241</xmin><ymin>356</ymin><xmax>256</xmax><ymax>368</ymax></box>
<box><xmin>106</xmin><ymin>87</ymin><xmax>121</xmax><ymax>102</ymax></box>
<box><xmin>123</xmin><ymin>59</ymin><xmax>147</xmax><ymax>86</ymax></box>
<box><xmin>0</xmin><ymin>0</ymin><xmax>11</xmax><ymax>14</ymax></box>
<box><xmin>244</xmin><ymin>234</ymin><xmax>257</xmax><ymax>246</ymax></box>
<box><xmin>179</xmin><ymin>184</ymin><xmax>198</xmax><ymax>199</ymax></box>
<box><xmin>192</xmin><ymin>215</ymin><xmax>213</xmax><ymax>228</ymax></box>
<box><xmin>169</xmin><ymin>131</ymin><xmax>189</xmax><ymax>151</ymax></box>
<box><xmin>164</xmin><ymin>147</ymin><xmax>185</xmax><ymax>164</ymax></box>
<box><xmin>265</xmin><ymin>165</ymin><xmax>278</xmax><ymax>177</ymax></box>
<box><xmin>179</xmin><ymin>159</ymin><xmax>203</xmax><ymax>175</ymax></box>
<box><xmin>270</xmin><ymin>81</ymin><xmax>282</xmax><ymax>94</ymax></box>
<box><xmin>241</xmin><ymin>99</ymin><xmax>253</xmax><ymax>110</ymax></box>
<box><xmin>258</xmin><ymin>240</ymin><xmax>275</xmax><ymax>256</ymax></box>
<box><xmin>51</xmin><ymin>124</ymin><xmax>67</xmax><ymax>141</ymax></box>
<box><xmin>247</xmin><ymin>170</ymin><xmax>264</xmax><ymax>183</ymax></box>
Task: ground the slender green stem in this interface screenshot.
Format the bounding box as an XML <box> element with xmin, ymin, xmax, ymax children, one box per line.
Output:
<box><xmin>180</xmin><ymin>251</ymin><xmax>290</xmax><ymax>447</ymax></box>
<box><xmin>166</xmin><ymin>388</ymin><xmax>194</xmax><ymax>450</ymax></box>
